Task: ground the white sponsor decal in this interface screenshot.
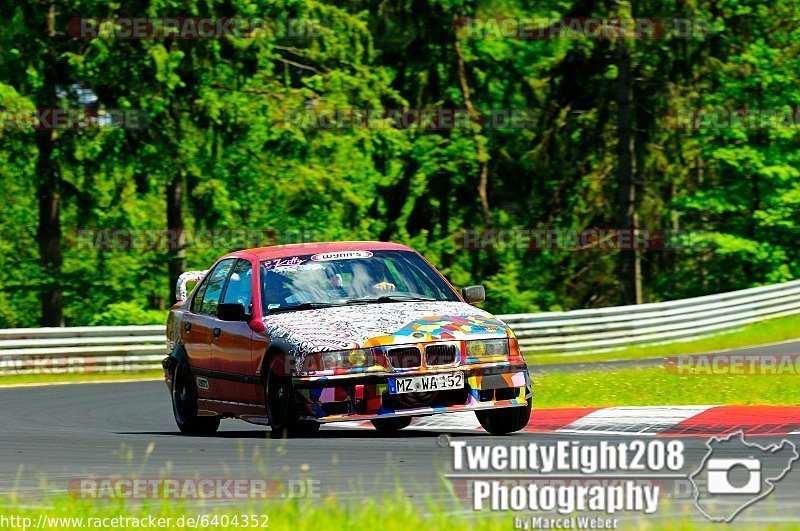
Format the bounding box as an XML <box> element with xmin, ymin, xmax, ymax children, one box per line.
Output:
<box><xmin>263</xmin><ymin>256</ymin><xmax>306</xmax><ymax>269</ymax></box>
<box><xmin>310</xmin><ymin>250</ymin><xmax>373</xmax><ymax>262</ymax></box>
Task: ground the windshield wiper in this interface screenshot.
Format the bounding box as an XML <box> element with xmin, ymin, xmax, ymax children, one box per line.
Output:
<box><xmin>345</xmin><ymin>295</ymin><xmax>436</xmax><ymax>305</ymax></box>
<box><xmin>267</xmin><ymin>302</ymin><xmax>345</xmax><ymax>314</ymax></box>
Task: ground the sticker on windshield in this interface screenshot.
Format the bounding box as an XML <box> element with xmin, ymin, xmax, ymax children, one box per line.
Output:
<box><xmin>310</xmin><ymin>250</ymin><xmax>373</xmax><ymax>262</ymax></box>
<box><xmin>264</xmin><ymin>257</ymin><xmax>306</xmax><ymax>270</ymax></box>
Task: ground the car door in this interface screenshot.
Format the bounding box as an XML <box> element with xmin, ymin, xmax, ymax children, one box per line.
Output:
<box><xmin>211</xmin><ymin>257</ymin><xmax>259</xmax><ymax>403</ymax></box>
<box><xmin>185</xmin><ymin>258</ymin><xmax>236</xmax><ymax>399</ymax></box>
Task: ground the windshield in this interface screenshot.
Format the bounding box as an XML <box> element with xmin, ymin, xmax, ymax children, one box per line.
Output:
<box><xmin>260</xmin><ymin>250</ymin><xmax>459</xmax><ymax>313</ymax></box>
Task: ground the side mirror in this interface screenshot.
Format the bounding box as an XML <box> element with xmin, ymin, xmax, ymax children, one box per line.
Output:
<box><xmin>461</xmin><ymin>285</ymin><xmax>486</xmax><ymax>304</ymax></box>
<box><xmin>217</xmin><ymin>303</ymin><xmax>248</xmax><ymax>322</ymax></box>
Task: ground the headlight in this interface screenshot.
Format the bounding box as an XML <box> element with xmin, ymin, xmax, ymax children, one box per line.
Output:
<box><xmin>348</xmin><ymin>349</ymin><xmax>367</xmax><ymax>366</ymax></box>
<box><xmin>465</xmin><ymin>339</ymin><xmax>509</xmax><ymax>362</ymax></box>
<box><xmin>303</xmin><ymin>348</ymin><xmax>385</xmax><ymax>372</ymax></box>
<box><xmin>325</xmin><ymin>351</ymin><xmax>345</xmax><ymax>369</ymax></box>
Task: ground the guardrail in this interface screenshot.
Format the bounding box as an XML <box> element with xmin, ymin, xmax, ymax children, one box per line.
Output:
<box><xmin>1</xmin><ymin>280</ymin><xmax>800</xmax><ymax>374</ymax></box>
<box><xmin>499</xmin><ymin>279</ymin><xmax>800</xmax><ymax>354</ymax></box>
<box><xmin>0</xmin><ymin>325</ymin><xmax>164</xmax><ymax>375</ymax></box>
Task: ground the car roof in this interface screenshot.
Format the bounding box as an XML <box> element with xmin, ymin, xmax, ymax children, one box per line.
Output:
<box><xmin>222</xmin><ymin>241</ymin><xmax>415</xmax><ymax>261</ymax></box>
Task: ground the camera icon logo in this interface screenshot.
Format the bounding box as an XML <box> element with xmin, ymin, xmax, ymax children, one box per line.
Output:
<box><xmin>706</xmin><ymin>458</ymin><xmax>761</xmax><ymax>495</ymax></box>
<box><xmin>690</xmin><ymin>431</ymin><xmax>798</xmax><ymax>522</ymax></box>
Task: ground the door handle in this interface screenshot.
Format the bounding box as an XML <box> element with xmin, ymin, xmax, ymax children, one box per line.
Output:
<box><xmin>184</xmin><ymin>322</ymin><xmax>191</xmax><ymax>332</ymax></box>
<box><xmin>212</xmin><ymin>327</ymin><xmax>221</xmax><ymax>338</ymax></box>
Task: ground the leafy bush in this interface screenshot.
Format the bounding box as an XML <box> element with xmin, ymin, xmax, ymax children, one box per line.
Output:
<box><xmin>89</xmin><ymin>302</ymin><xmax>167</xmax><ymax>326</ymax></box>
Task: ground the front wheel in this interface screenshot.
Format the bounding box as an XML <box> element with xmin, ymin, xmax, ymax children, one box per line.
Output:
<box><xmin>265</xmin><ymin>358</ymin><xmax>320</xmax><ymax>439</ymax></box>
<box><xmin>475</xmin><ymin>397</ymin><xmax>532</xmax><ymax>435</ymax></box>
<box><xmin>171</xmin><ymin>360</ymin><xmax>220</xmax><ymax>435</ymax></box>
<box><xmin>371</xmin><ymin>416</ymin><xmax>413</xmax><ymax>433</ymax></box>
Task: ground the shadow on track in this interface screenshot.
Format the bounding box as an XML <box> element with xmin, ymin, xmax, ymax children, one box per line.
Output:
<box><xmin>114</xmin><ymin>428</ymin><xmax>487</xmax><ymax>439</ymax></box>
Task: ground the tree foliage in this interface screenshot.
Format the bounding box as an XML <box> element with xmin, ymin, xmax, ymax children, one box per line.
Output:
<box><xmin>1</xmin><ymin>0</ymin><xmax>799</xmax><ymax>326</ymax></box>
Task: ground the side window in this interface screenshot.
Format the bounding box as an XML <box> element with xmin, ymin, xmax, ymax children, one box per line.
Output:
<box><xmin>221</xmin><ymin>259</ymin><xmax>253</xmax><ymax>312</ymax></box>
<box><xmin>198</xmin><ymin>259</ymin><xmax>236</xmax><ymax>316</ymax></box>
<box><xmin>190</xmin><ymin>276</ymin><xmax>211</xmax><ymax>313</ymax></box>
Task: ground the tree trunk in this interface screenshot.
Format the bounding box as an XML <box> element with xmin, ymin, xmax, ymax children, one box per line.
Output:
<box><xmin>36</xmin><ymin>3</ymin><xmax>64</xmax><ymax>326</ymax></box>
<box><xmin>36</xmin><ymin>129</ymin><xmax>64</xmax><ymax>326</ymax></box>
<box><xmin>167</xmin><ymin>175</ymin><xmax>186</xmax><ymax>304</ymax></box>
<box><xmin>615</xmin><ymin>41</ymin><xmax>642</xmax><ymax>305</ymax></box>
<box><xmin>453</xmin><ymin>35</ymin><xmax>491</xmax><ymax>226</ymax></box>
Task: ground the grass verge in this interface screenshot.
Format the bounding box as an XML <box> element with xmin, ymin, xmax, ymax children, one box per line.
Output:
<box><xmin>0</xmin><ymin>492</ymin><xmax>790</xmax><ymax>530</ymax></box>
<box><xmin>527</xmin><ymin>312</ymin><xmax>800</xmax><ymax>366</ymax></box>
<box><xmin>0</xmin><ymin>370</ymin><xmax>162</xmax><ymax>387</ymax></box>
<box><xmin>534</xmin><ymin>366</ymin><xmax>800</xmax><ymax>408</ymax></box>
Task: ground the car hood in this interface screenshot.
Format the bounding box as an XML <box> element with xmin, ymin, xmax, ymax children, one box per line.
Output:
<box><xmin>261</xmin><ymin>301</ymin><xmax>508</xmax><ymax>356</ymax></box>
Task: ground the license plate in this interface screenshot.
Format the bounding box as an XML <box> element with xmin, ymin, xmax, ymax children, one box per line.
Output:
<box><xmin>389</xmin><ymin>372</ymin><xmax>464</xmax><ymax>394</ymax></box>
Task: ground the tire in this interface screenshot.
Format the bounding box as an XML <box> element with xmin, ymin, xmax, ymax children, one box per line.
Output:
<box><xmin>265</xmin><ymin>357</ymin><xmax>320</xmax><ymax>439</ymax></box>
<box><xmin>171</xmin><ymin>360</ymin><xmax>220</xmax><ymax>435</ymax></box>
<box><xmin>370</xmin><ymin>416</ymin><xmax>413</xmax><ymax>433</ymax></box>
<box><xmin>475</xmin><ymin>396</ymin><xmax>532</xmax><ymax>435</ymax></box>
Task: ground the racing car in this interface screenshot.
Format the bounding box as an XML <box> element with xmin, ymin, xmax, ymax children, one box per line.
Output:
<box><xmin>163</xmin><ymin>241</ymin><xmax>532</xmax><ymax>437</ymax></box>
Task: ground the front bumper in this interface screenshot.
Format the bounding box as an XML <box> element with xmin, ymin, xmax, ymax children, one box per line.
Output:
<box><xmin>292</xmin><ymin>363</ymin><xmax>532</xmax><ymax>423</ymax></box>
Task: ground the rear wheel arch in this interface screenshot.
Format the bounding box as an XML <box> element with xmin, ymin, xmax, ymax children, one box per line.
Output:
<box><xmin>170</xmin><ymin>352</ymin><xmax>220</xmax><ymax>435</ymax></box>
<box><xmin>164</xmin><ymin>344</ymin><xmax>189</xmax><ymax>382</ymax></box>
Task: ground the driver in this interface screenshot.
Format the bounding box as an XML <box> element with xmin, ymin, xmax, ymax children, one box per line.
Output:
<box><xmin>324</xmin><ymin>267</ymin><xmax>348</xmax><ymax>298</ymax></box>
<box><xmin>261</xmin><ymin>268</ymin><xmax>296</xmax><ymax>308</ymax></box>
<box><xmin>325</xmin><ymin>263</ymin><xmax>396</xmax><ymax>296</ymax></box>
<box><xmin>368</xmin><ymin>260</ymin><xmax>396</xmax><ymax>292</ymax></box>
<box><xmin>373</xmin><ymin>280</ymin><xmax>395</xmax><ymax>292</ymax></box>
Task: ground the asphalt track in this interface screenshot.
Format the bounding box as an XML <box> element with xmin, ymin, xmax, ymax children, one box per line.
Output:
<box><xmin>2</xmin><ymin>377</ymin><xmax>800</xmax><ymax>526</ymax></box>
